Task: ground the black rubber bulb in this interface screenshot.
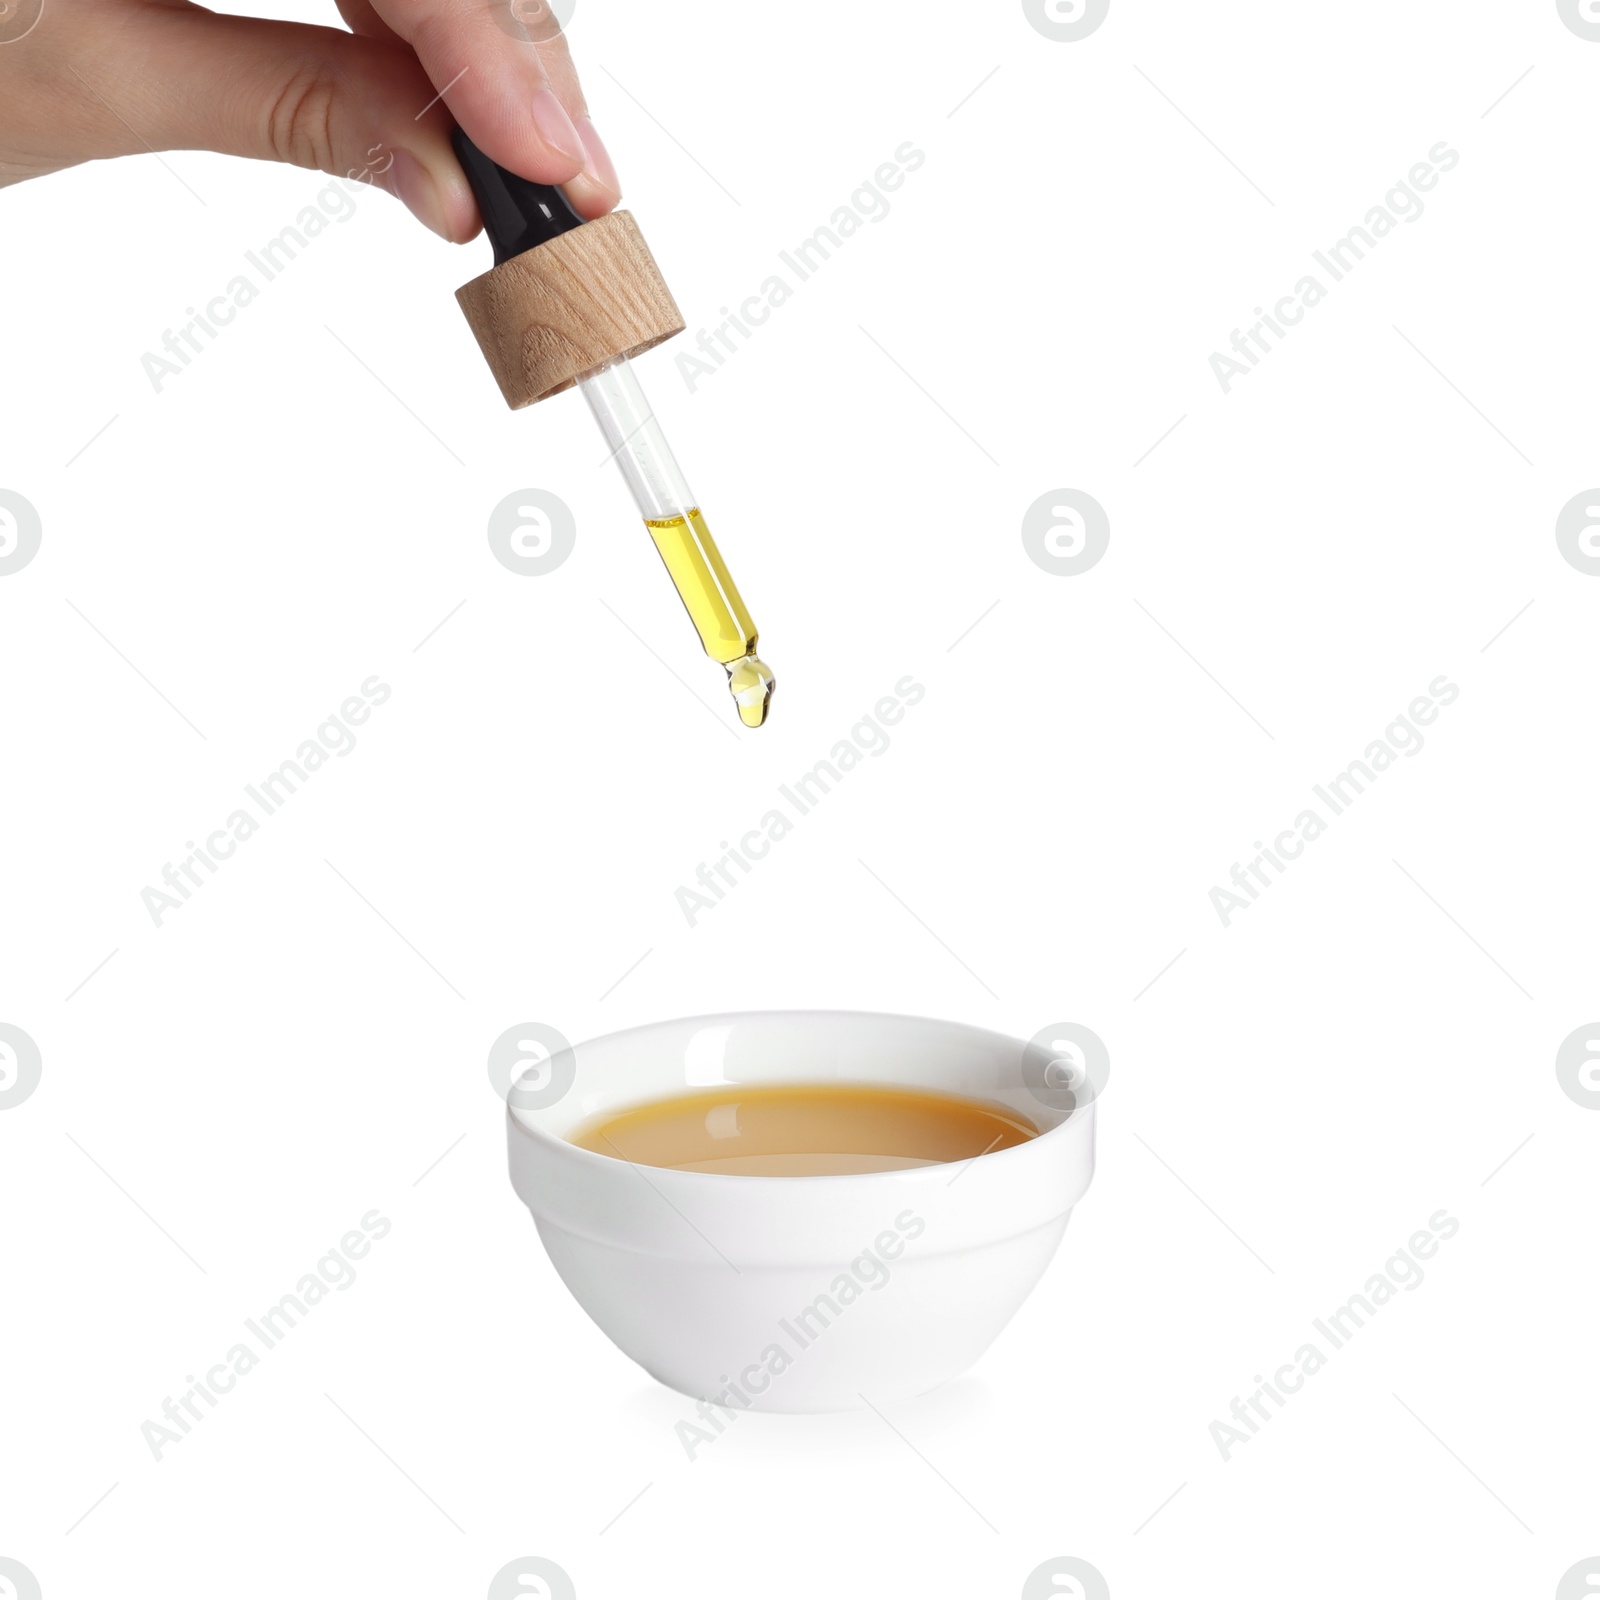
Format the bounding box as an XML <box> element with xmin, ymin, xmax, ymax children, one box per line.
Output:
<box><xmin>451</xmin><ymin>127</ymin><xmax>586</xmax><ymax>265</ymax></box>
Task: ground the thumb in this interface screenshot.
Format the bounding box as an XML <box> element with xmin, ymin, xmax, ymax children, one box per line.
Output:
<box><xmin>100</xmin><ymin>5</ymin><xmax>478</xmax><ymax>240</ymax></box>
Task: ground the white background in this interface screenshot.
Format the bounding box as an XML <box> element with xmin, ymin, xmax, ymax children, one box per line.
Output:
<box><xmin>3</xmin><ymin>1</ymin><xmax>1598</xmax><ymax>1596</ymax></box>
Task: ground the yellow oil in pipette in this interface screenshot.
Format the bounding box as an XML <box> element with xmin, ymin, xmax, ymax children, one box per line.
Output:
<box><xmin>642</xmin><ymin>507</ymin><xmax>775</xmax><ymax>728</ymax></box>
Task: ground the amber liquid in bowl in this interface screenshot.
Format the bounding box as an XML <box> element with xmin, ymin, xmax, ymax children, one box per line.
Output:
<box><xmin>567</xmin><ymin>1082</ymin><xmax>1040</xmax><ymax>1176</ymax></box>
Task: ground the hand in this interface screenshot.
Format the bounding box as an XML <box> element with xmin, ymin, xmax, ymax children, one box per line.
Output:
<box><xmin>0</xmin><ymin>0</ymin><xmax>619</xmax><ymax>240</ymax></box>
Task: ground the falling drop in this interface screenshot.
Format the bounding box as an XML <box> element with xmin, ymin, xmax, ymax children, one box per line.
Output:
<box><xmin>726</xmin><ymin>654</ymin><xmax>775</xmax><ymax>728</ymax></box>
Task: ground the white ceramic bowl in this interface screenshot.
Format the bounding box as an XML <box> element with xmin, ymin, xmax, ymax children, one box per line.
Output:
<box><xmin>506</xmin><ymin>1010</ymin><xmax>1096</xmax><ymax>1413</ymax></box>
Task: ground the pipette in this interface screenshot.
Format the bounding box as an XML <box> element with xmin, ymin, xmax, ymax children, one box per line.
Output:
<box><xmin>452</xmin><ymin>132</ymin><xmax>774</xmax><ymax>728</ymax></box>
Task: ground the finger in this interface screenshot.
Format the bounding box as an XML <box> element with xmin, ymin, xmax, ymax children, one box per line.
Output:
<box><xmin>528</xmin><ymin>26</ymin><xmax>617</xmax><ymax>216</ymax></box>
<box><xmin>89</xmin><ymin>6</ymin><xmax>480</xmax><ymax>240</ymax></box>
<box><xmin>331</xmin><ymin>0</ymin><xmax>401</xmax><ymax>43</ymax></box>
<box><xmin>366</xmin><ymin>0</ymin><xmax>589</xmax><ymax>187</ymax></box>
<box><xmin>561</xmin><ymin>111</ymin><xmax>619</xmax><ymax>218</ymax></box>
<box><xmin>325</xmin><ymin>0</ymin><xmax>613</xmax><ymax>215</ymax></box>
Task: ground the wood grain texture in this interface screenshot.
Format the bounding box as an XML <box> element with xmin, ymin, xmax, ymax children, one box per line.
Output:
<box><xmin>455</xmin><ymin>210</ymin><xmax>686</xmax><ymax>409</ymax></box>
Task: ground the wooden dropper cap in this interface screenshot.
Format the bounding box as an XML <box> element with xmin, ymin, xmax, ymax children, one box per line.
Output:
<box><xmin>452</xmin><ymin>130</ymin><xmax>686</xmax><ymax>409</ymax></box>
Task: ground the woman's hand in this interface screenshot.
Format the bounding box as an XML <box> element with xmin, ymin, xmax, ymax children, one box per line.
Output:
<box><xmin>0</xmin><ymin>0</ymin><xmax>619</xmax><ymax>240</ymax></box>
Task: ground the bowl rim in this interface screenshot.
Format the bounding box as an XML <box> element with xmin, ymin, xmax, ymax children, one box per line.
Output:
<box><xmin>506</xmin><ymin>1006</ymin><xmax>1093</xmax><ymax>1188</ymax></box>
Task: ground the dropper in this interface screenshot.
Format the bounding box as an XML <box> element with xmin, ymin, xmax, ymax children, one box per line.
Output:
<box><xmin>452</xmin><ymin>131</ymin><xmax>775</xmax><ymax>728</ymax></box>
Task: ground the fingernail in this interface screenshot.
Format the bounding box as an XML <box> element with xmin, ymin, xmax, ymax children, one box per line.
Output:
<box><xmin>390</xmin><ymin>148</ymin><xmax>453</xmax><ymax>240</ymax></box>
<box><xmin>530</xmin><ymin>87</ymin><xmax>585</xmax><ymax>171</ymax></box>
<box><xmin>431</xmin><ymin>161</ymin><xmax>481</xmax><ymax>242</ymax></box>
<box><xmin>576</xmin><ymin>117</ymin><xmax>620</xmax><ymax>198</ymax></box>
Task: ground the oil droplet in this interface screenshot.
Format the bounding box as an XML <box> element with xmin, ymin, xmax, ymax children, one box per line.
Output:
<box><xmin>727</xmin><ymin>654</ymin><xmax>774</xmax><ymax>728</ymax></box>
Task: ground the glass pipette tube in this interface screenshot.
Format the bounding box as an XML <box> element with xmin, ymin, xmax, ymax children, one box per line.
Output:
<box><xmin>580</xmin><ymin>358</ymin><xmax>774</xmax><ymax>728</ymax></box>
